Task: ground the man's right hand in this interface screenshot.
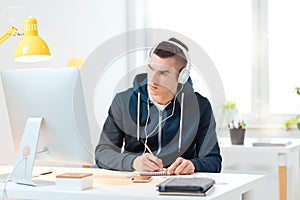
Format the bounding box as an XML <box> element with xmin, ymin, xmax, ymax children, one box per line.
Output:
<box><xmin>132</xmin><ymin>153</ymin><xmax>163</xmax><ymax>171</ymax></box>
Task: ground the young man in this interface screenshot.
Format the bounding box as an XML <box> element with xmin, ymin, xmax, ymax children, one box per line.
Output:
<box><xmin>95</xmin><ymin>38</ymin><xmax>221</xmax><ymax>175</ymax></box>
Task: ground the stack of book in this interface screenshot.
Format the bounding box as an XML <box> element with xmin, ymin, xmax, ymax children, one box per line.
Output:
<box><xmin>156</xmin><ymin>177</ymin><xmax>215</xmax><ymax>196</ymax></box>
<box><xmin>252</xmin><ymin>139</ymin><xmax>292</xmax><ymax>147</ymax></box>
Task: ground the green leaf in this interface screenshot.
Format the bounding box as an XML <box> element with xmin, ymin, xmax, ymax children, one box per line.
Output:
<box><xmin>296</xmin><ymin>87</ymin><xmax>300</xmax><ymax>95</ymax></box>
<box><xmin>284</xmin><ymin>119</ymin><xmax>296</xmax><ymax>129</ymax></box>
<box><xmin>296</xmin><ymin>115</ymin><xmax>300</xmax><ymax>122</ymax></box>
<box><xmin>224</xmin><ymin>100</ymin><xmax>236</xmax><ymax>109</ymax></box>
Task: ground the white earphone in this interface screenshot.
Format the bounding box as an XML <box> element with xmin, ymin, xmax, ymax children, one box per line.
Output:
<box><xmin>146</xmin><ymin>40</ymin><xmax>191</xmax><ymax>84</ymax></box>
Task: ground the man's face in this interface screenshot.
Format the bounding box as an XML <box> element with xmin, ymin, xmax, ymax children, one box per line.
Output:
<box><xmin>147</xmin><ymin>54</ymin><xmax>181</xmax><ymax>105</ymax></box>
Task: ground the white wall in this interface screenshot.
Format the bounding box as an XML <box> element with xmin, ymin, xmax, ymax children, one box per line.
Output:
<box><xmin>0</xmin><ymin>0</ymin><xmax>129</xmax><ymax>162</ymax></box>
<box><xmin>0</xmin><ymin>0</ymin><xmax>128</xmax><ymax>69</ymax></box>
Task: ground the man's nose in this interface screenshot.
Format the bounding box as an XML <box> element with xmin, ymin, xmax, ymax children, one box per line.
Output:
<box><xmin>149</xmin><ymin>72</ymin><xmax>160</xmax><ymax>83</ymax></box>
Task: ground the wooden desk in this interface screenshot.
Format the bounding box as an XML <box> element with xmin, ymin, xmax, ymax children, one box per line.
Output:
<box><xmin>0</xmin><ymin>166</ymin><xmax>264</xmax><ymax>200</ymax></box>
<box><xmin>220</xmin><ymin>137</ymin><xmax>300</xmax><ymax>200</ymax></box>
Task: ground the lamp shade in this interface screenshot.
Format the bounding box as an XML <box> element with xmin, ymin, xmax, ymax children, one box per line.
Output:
<box><xmin>14</xmin><ymin>17</ymin><xmax>51</xmax><ymax>62</ymax></box>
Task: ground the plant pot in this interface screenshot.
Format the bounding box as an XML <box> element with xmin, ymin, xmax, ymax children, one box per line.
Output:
<box><xmin>229</xmin><ymin>128</ymin><xmax>246</xmax><ymax>145</ymax></box>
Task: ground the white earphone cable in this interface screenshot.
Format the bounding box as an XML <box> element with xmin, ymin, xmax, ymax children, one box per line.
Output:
<box><xmin>178</xmin><ymin>92</ymin><xmax>185</xmax><ymax>152</ymax></box>
<box><xmin>143</xmin><ymin>85</ymin><xmax>184</xmax><ymax>154</ymax></box>
<box><xmin>137</xmin><ymin>92</ymin><xmax>141</xmax><ymax>141</ymax></box>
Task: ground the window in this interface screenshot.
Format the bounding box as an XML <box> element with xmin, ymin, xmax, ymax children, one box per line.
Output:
<box><xmin>146</xmin><ymin>0</ymin><xmax>252</xmax><ymax>112</ymax></box>
<box><xmin>141</xmin><ymin>0</ymin><xmax>299</xmax><ymax>129</ymax></box>
<box><xmin>268</xmin><ymin>0</ymin><xmax>300</xmax><ymax>114</ymax></box>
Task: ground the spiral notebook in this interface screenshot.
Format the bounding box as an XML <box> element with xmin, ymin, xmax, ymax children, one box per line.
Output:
<box><xmin>139</xmin><ymin>171</ymin><xmax>167</xmax><ymax>176</ymax></box>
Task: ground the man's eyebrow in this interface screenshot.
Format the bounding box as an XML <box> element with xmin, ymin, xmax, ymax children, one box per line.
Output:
<box><xmin>148</xmin><ymin>64</ymin><xmax>172</xmax><ymax>73</ymax></box>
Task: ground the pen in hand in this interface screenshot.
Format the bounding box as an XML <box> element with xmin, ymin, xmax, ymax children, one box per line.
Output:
<box><xmin>141</xmin><ymin>140</ymin><xmax>153</xmax><ymax>154</ymax></box>
<box><xmin>140</xmin><ymin>140</ymin><xmax>163</xmax><ymax>171</ymax></box>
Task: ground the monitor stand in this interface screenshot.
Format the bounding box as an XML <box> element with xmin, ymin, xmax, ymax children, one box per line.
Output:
<box><xmin>8</xmin><ymin>117</ymin><xmax>53</xmax><ymax>186</ymax></box>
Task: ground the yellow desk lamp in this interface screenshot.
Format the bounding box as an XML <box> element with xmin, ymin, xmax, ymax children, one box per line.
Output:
<box><xmin>0</xmin><ymin>17</ymin><xmax>51</xmax><ymax>62</ymax></box>
<box><xmin>68</xmin><ymin>57</ymin><xmax>85</xmax><ymax>67</ymax></box>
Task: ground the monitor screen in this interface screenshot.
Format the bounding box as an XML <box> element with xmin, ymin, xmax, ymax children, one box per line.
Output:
<box><xmin>0</xmin><ymin>67</ymin><xmax>94</xmax><ymax>185</ymax></box>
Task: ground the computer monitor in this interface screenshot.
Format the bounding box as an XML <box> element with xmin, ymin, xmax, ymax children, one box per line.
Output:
<box><xmin>0</xmin><ymin>67</ymin><xmax>94</xmax><ymax>186</ymax></box>
<box><xmin>0</xmin><ymin>81</ymin><xmax>15</xmax><ymax>165</ymax></box>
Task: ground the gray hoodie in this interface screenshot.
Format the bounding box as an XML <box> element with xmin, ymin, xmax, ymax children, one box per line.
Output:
<box><xmin>95</xmin><ymin>73</ymin><xmax>221</xmax><ymax>172</ymax></box>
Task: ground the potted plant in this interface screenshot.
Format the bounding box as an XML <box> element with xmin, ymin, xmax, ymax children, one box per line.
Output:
<box><xmin>224</xmin><ymin>100</ymin><xmax>238</xmax><ymax>126</ymax></box>
<box><xmin>224</xmin><ymin>100</ymin><xmax>246</xmax><ymax>145</ymax></box>
<box><xmin>284</xmin><ymin>87</ymin><xmax>300</xmax><ymax>131</ymax></box>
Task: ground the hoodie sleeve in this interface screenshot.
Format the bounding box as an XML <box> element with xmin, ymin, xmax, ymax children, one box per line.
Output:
<box><xmin>190</xmin><ymin>95</ymin><xmax>222</xmax><ymax>173</ymax></box>
<box><xmin>94</xmin><ymin>94</ymin><xmax>138</xmax><ymax>171</ymax></box>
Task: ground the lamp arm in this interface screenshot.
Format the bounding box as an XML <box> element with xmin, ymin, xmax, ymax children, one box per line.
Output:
<box><xmin>0</xmin><ymin>26</ymin><xmax>19</xmax><ymax>45</ymax></box>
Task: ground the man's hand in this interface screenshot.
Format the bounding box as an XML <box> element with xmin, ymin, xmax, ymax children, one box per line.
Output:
<box><xmin>132</xmin><ymin>153</ymin><xmax>163</xmax><ymax>171</ymax></box>
<box><xmin>166</xmin><ymin>157</ymin><xmax>195</xmax><ymax>175</ymax></box>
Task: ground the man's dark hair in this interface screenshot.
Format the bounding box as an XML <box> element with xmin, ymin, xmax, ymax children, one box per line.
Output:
<box><xmin>153</xmin><ymin>38</ymin><xmax>189</xmax><ymax>68</ymax></box>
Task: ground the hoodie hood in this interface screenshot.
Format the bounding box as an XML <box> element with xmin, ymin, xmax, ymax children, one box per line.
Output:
<box><xmin>132</xmin><ymin>73</ymin><xmax>149</xmax><ymax>104</ymax></box>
